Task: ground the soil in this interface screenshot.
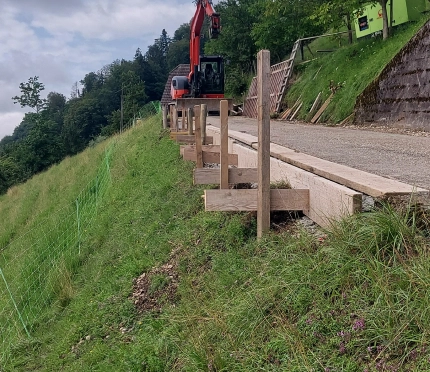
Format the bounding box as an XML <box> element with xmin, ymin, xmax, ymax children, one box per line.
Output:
<box><xmin>132</xmin><ymin>248</ymin><xmax>181</xmax><ymax>313</ymax></box>
<box><xmin>206</xmin><ymin>116</ymin><xmax>430</xmax><ymax>191</ymax></box>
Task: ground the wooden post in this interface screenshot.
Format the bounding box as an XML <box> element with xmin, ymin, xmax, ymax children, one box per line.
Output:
<box><xmin>173</xmin><ymin>107</ymin><xmax>178</xmax><ymax>131</ymax></box>
<box><xmin>187</xmin><ymin>108</ymin><xmax>193</xmax><ymax>135</ymax></box>
<box><xmin>182</xmin><ymin>109</ymin><xmax>186</xmax><ymax>130</ymax></box>
<box><xmin>200</xmin><ymin>104</ymin><xmax>207</xmax><ymax>145</ymax></box>
<box><xmin>194</xmin><ymin>105</ymin><xmax>203</xmax><ymax>168</ymax></box>
<box><xmin>162</xmin><ymin>105</ymin><xmax>168</xmax><ymax>129</ymax></box>
<box><xmin>220</xmin><ymin>100</ymin><xmax>229</xmax><ymax>189</ymax></box>
<box><xmin>257</xmin><ymin>50</ymin><xmax>271</xmax><ymax>239</ymax></box>
<box><xmin>169</xmin><ymin>105</ymin><xmax>173</xmax><ymax>128</ymax></box>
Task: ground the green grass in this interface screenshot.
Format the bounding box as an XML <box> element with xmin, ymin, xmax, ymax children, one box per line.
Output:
<box><xmin>287</xmin><ymin>15</ymin><xmax>430</xmax><ymax>123</ymax></box>
<box><xmin>1</xmin><ymin>114</ymin><xmax>430</xmax><ymax>371</ymax></box>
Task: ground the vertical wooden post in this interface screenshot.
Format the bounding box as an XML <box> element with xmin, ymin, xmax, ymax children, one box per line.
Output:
<box><xmin>257</xmin><ymin>49</ymin><xmax>271</xmax><ymax>239</ymax></box>
<box><xmin>194</xmin><ymin>105</ymin><xmax>203</xmax><ymax>168</ymax></box>
<box><xmin>169</xmin><ymin>105</ymin><xmax>173</xmax><ymax>128</ymax></box>
<box><xmin>220</xmin><ymin>100</ymin><xmax>229</xmax><ymax>189</ymax></box>
<box><xmin>187</xmin><ymin>108</ymin><xmax>193</xmax><ymax>135</ymax></box>
<box><xmin>200</xmin><ymin>104</ymin><xmax>207</xmax><ymax>145</ymax></box>
<box><xmin>162</xmin><ymin>105</ymin><xmax>168</xmax><ymax>129</ymax></box>
<box><xmin>182</xmin><ymin>109</ymin><xmax>186</xmax><ymax>130</ymax></box>
<box><xmin>173</xmin><ymin>107</ymin><xmax>178</xmax><ymax>131</ymax></box>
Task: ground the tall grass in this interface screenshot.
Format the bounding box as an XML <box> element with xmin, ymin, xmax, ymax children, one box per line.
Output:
<box><xmin>1</xmin><ymin>114</ymin><xmax>429</xmax><ymax>371</ymax></box>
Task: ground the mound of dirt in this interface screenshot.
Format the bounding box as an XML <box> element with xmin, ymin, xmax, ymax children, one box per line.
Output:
<box><xmin>132</xmin><ymin>250</ymin><xmax>180</xmax><ymax>313</ymax></box>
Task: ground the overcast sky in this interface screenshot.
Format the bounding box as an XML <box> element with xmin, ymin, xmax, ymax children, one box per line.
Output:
<box><xmin>0</xmin><ymin>0</ymin><xmax>196</xmax><ymax>140</ymax></box>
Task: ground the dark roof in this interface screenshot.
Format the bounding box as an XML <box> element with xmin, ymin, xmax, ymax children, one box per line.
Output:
<box><xmin>161</xmin><ymin>64</ymin><xmax>190</xmax><ymax>105</ymax></box>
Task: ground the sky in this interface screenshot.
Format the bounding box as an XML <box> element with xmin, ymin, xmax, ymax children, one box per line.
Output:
<box><xmin>0</xmin><ymin>0</ymin><xmax>197</xmax><ymax>140</ymax></box>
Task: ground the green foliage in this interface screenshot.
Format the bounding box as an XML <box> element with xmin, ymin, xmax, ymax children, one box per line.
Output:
<box><xmin>11</xmin><ymin>76</ymin><xmax>47</xmax><ymax>114</ymax></box>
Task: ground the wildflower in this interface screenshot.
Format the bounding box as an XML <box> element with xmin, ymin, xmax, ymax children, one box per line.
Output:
<box><xmin>352</xmin><ymin>318</ymin><xmax>365</xmax><ymax>331</ymax></box>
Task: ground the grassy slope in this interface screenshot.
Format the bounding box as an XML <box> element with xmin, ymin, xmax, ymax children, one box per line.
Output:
<box><xmin>286</xmin><ymin>16</ymin><xmax>430</xmax><ymax>124</ymax></box>
<box><xmin>2</xmin><ymin>116</ymin><xmax>430</xmax><ymax>371</ymax></box>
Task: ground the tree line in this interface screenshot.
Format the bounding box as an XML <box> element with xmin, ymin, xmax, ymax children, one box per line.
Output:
<box><xmin>0</xmin><ymin>0</ymin><xmax>392</xmax><ymax>194</ymax></box>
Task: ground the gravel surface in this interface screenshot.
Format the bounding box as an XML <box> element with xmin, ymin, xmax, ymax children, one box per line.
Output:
<box><xmin>206</xmin><ymin>116</ymin><xmax>430</xmax><ymax>190</ymax></box>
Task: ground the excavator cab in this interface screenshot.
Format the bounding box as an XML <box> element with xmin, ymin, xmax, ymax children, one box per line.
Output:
<box><xmin>199</xmin><ymin>56</ymin><xmax>224</xmax><ymax>98</ymax></box>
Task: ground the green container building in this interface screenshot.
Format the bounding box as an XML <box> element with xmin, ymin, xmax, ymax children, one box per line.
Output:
<box><xmin>354</xmin><ymin>0</ymin><xmax>427</xmax><ymax>38</ymax></box>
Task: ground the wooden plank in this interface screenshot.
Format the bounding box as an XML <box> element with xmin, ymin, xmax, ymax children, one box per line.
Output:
<box><xmin>200</xmin><ymin>104</ymin><xmax>207</xmax><ymax>145</ymax></box>
<box><xmin>268</xmin><ymin>143</ymin><xmax>428</xmax><ymax>198</ymax></box>
<box><xmin>311</xmin><ymin>93</ymin><xmax>334</xmax><ymax>123</ymax></box>
<box><xmin>204</xmin><ymin>189</ymin><xmax>309</xmax><ymax>211</ymax></box>
<box><xmin>257</xmin><ymin>49</ymin><xmax>271</xmax><ymax>238</ymax></box>
<box><xmin>187</xmin><ymin>108</ymin><xmax>193</xmax><ymax>135</ymax></box>
<box><xmin>309</xmin><ymin>92</ymin><xmax>322</xmax><ymax>115</ymax></box>
<box><xmin>180</xmin><ymin>145</ymin><xmax>220</xmax><ymax>157</ymax></box>
<box><xmin>183</xmin><ymin>150</ymin><xmax>238</xmax><ymax>165</ymax></box>
<box><xmin>279</xmin><ymin>108</ymin><xmax>292</xmax><ymax>120</ymax></box>
<box><xmin>170</xmin><ymin>131</ymin><xmax>190</xmax><ymax>139</ymax></box>
<box><xmin>175</xmin><ymin>135</ymin><xmax>213</xmax><ymax>145</ymax></box>
<box><xmin>162</xmin><ymin>105</ymin><xmax>168</xmax><ymax>129</ymax></box>
<box><xmin>289</xmin><ymin>102</ymin><xmax>302</xmax><ymax>121</ymax></box>
<box><xmin>194</xmin><ymin>168</ymin><xmax>258</xmax><ymax>184</ymax></box>
<box><xmin>182</xmin><ymin>109</ymin><xmax>186</xmax><ymax>130</ymax></box>
<box><xmin>211</xmin><ymin>125</ymin><xmax>428</xmax><ymax>198</ymax></box>
<box><xmin>194</xmin><ymin>105</ymin><xmax>203</xmax><ymax>168</ymax></box>
<box><xmin>220</xmin><ymin>100</ymin><xmax>229</xmax><ymax>189</ymax></box>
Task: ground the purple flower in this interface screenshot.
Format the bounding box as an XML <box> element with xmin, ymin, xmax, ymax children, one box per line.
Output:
<box><xmin>352</xmin><ymin>318</ymin><xmax>365</xmax><ymax>331</ymax></box>
<box><xmin>339</xmin><ymin>341</ymin><xmax>346</xmax><ymax>354</ymax></box>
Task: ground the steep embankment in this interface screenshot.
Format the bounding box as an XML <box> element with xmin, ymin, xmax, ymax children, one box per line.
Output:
<box><xmin>286</xmin><ymin>15</ymin><xmax>430</xmax><ymax>125</ymax></box>
<box><xmin>1</xmin><ymin>115</ymin><xmax>430</xmax><ymax>371</ymax></box>
<box><xmin>355</xmin><ymin>19</ymin><xmax>430</xmax><ymax>130</ymax></box>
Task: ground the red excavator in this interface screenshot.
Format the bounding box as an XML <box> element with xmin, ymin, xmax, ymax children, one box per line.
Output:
<box><xmin>171</xmin><ymin>0</ymin><xmax>225</xmax><ymax>100</ymax></box>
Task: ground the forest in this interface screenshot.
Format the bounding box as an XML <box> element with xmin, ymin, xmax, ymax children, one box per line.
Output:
<box><xmin>0</xmin><ymin>0</ymin><xmax>384</xmax><ymax>194</ymax></box>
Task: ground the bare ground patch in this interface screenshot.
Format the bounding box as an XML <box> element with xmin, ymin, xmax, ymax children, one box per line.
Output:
<box><xmin>132</xmin><ymin>248</ymin><xmax>181</xmax><ymax>313</ymax></box>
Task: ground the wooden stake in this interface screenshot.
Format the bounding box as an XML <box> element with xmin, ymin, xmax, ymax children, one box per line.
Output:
<box><xmin>200</xmin><ymin>104</ymin><xmax>207</xmax><ymax>145</ymax></box>
<box><xmin>182</xmin><ymin>109</ymin><xmax>186</xmax><ymax>130</ymax></box>
<box><xmin>169</xmin><ymin>105</ymin><xmax>173</xmax><ymax>128</ymax></box>
<box><xmin>194</xmin><ymin>105</ymin><xmax>203</xmax><ymax>168</ymax></box>
<box><xmin>162</xmin><ymin>105</ymin><xmax>168</xmax><ymax>129</ymax></box>
<box><xmin>220</xmin><ymin>100</ymin><xmax>229</xmax><ymax>189</ymax></box>
<box><xmin>187</xmin><ymin>108</ymin><xmax>193</xmax><ymax>135</ymax></box>
<box><xmin>257</xmin><ymin>50</ymin><xmax>271</xmax><ymax>239</ymax></box>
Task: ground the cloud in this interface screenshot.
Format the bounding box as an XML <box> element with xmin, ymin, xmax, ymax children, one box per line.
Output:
<box><xmin>0</xmin><ymin>0</ymin><xmax>203</xmax><ymax>139</ymax></box>
<box><xmin>0</xmin><ymin>112</ymin><xmax>25</xmax><ymax>139</ymax></box>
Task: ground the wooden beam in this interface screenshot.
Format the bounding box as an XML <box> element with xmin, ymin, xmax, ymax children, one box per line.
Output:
<box><xmin>200</xmin><ymin>104</ymin><xmax>207</xmax><ymax>145</ymax></box>
<box><xmin>309</xmin><ymin>92</ymin><xmax>322</xmax><ymax>115</ymax></box>
<box><xmin>289</xmin><ymin>102</ymin><xmax>303</xmax><ymax>121</ymax></box>
<box><xmin>194</xmin><ymin>105</ymin><xmax>203</xmax><ymax>168</ymax></box>
<box><xmin>175</xmin><ymin>135</ymin><xmax>213</xmax><ymax>145</ymax></box>
<box><xmin>162</xmin><ymin>105</ymin><xmax>168</xmax><ymax>129</ymax></box>
<box><xmin>220</xmin><ymin>100</ymin><xmax>229</xmax><ymax>189</ymax></box>
<box><xmin>204</xmin><ymin>189</ymin><xmax>309</xmax><ymax>211</ymax></box>
<box><xmin>194</xmin><ymin>168</ymin><xmax>258</xmax><ymax>184</ymax></box>
<box><xmin>183</xmin><ymin>150</ymin><xmax>238</xmax><ymax>165</ymax></box>
<box><xmin>187</xmin><ymin>108</ymin><xmax>193</xmax><ymax>135</ymax></box>
<box><xmin>182</xmin><ymin>109</ymin><xmax>186</xmax><ymax>130</ymax></box>
<box><xmin>180</xmin><ymin>145</ymin><xmax>220</xmax><ymax>156</ymax></box>
<box><xmin>311</xmin><ymin>93</ymin><xmax>334</xmax><ymax>123</ymax></box>
<box><xmin>257</xmin><ymin>49</ymin><xmax>271</xmax><ymax>238</ymax></box>
<box><xmin>170</xmin><ymin>131</ymin><xmax>190</xmax><ymax>139</ymax></box>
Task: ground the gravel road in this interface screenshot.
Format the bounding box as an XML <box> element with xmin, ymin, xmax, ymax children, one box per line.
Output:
<box><xmin>206</xmin><ymin>116</ymin><xmax>430</xmax><ymax>191</ymax></box>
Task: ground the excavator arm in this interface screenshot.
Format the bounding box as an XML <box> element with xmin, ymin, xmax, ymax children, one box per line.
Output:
<box><xmin>188</xmin><ymin>0</ymin><xmax>220</xmax><ymax>90</ymax></box>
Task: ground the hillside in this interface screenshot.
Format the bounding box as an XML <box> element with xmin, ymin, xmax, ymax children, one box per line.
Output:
<box><xmin>0</xmin><ymin>112</ymin><xmax>429</xmax><ymax>371</ymax></box>
<box><xmin>286</xmin><ymin>15</ymin><xmax>430</xmax><ymax>125</ymax></box>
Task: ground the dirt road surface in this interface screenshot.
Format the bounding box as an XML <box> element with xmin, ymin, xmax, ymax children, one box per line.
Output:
<box><xmin>206</xmin><ymin>116</ymin><xmax>430</xmax><ymax>191</ymax></box>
